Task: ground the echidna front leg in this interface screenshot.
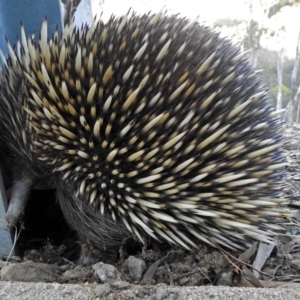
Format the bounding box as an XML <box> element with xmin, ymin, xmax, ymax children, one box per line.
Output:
<box><xmin>5</xmin><ymin>175</ymin><xmax>36</xmax><ymax>228</ymax></box>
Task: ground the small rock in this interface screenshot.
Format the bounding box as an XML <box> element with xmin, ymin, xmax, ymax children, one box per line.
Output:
<box><xmin>136</xmin><ymin>288</ymin><xmax>145</xmax><ymax>298</ymax></box>
<box><xmin>123</xmin><ymin>256</ymin><xmax>146</xmax><ymax>281</ymax></box>
<box><xmin>216</xmin><ymin>269</ymin><xmax>233</xmax><ymax>286</ymax></box>
<box><xmin>92</xmin><ymin>262</ymin><xmax>121</xmax><ymax>283</ymax></box>
<box><xmin>59</xmin><ymin>264</ymin><xmax>72</xmax><ymax>272</ymax></box>
<box><xmin>94</xmin><ymin>284</ymin><xmax>111</xmax><ymax>298</ymax></box>
<box><xmin>179</xmin><ymin>277</ymin><xmax>189</xmax><ymax>286</ymax></box>
<box><xmin>62</xmin><ymin>266</ymin><xmax>94</xmax><ymax>283</ymax></box>
<box><xmin>110</xmin><ymin>280</ymin><xmax>130</xmax><ymax>289</ymax></box>
<box><xmin>0</xmin><ymin>262</ymin><xmax>63</xmax><ymax>283</ymax></box>
<box><xmin>155</xmin><ymin>286</ymin><xmax>168</xmax><ymax>300</ymax></box>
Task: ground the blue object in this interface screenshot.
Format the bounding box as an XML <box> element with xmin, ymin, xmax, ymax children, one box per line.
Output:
<box><xmin>0</xmin><ymin>168</ymin><xmax>13</xmax><ymax>257</ymax></box>
<box><xmin>0</xmin><ymin>0</ymin><xmax>62</xmax><ymax>257</ymax></box>
<box><xmin>0</xmin><ymin>0</ymin><xmax>63</xmax><ymax>58</ymax></box>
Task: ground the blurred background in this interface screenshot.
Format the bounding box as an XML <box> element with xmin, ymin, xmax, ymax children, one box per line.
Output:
<box><xmin>1</xmin><ymin>0</ymin><xmax>300</xmax><ymax>122</ymax></box>
<box><xmin>90</xmin><ymin>0</ymin><xmax>300</xmax><ymax>123</ymax></box>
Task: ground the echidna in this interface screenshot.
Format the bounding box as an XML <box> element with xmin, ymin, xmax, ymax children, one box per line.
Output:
<box><xmin>0</xmin><ymin>11</ymin><xmax>288</xmax><ymax>251</ymax></box>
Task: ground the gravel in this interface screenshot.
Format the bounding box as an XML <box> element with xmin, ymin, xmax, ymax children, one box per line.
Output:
<box><xmin>1</xmin><ymin>281</ymin><xmax>300</xmax><ymax>300</ymax></box>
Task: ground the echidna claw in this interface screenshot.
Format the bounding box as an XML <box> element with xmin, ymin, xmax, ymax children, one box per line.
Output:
<box><xmin>5</xmin><ymin>176</ymin><xmax>36</xmax><ymax>228</ymax></box>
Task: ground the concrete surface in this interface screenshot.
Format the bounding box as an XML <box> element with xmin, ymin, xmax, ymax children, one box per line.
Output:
<box><xmin>1</xmin><ymin>281</ymin><xmax>300</xmax><ymax>300</ymax></box>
